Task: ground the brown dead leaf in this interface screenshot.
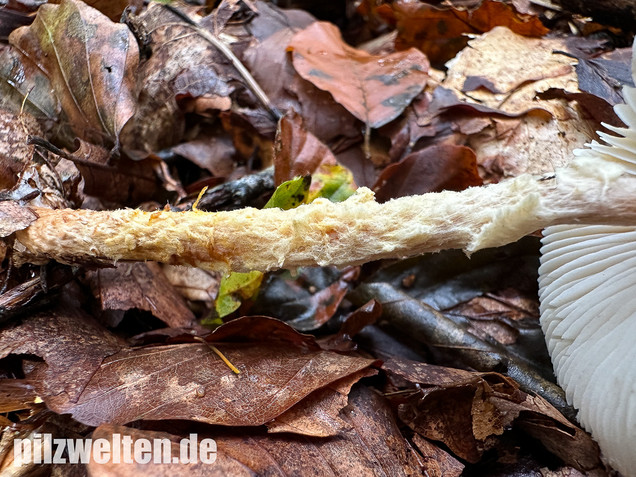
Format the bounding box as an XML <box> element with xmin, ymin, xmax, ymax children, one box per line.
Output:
<box><xmin>243</xmin><ymin>18</ymin><xmax>361</xmax><ymax>144</ymax></box>
<box><xmin>0</xmin><ymin>304</ymin><xmax>126</xmax><ymax>403</ymax></box>
<box><xmin>384</xmin><ymin>357</ymin><xmax>603</xmax><ymax>472</ymax></box>
<box><xmin>37</xmin><ymin>316</ymin><xmax>376</xmax><ymax>427</ymax></box>
<box><xmin>437</xmin><ymin>28</ymin><xmax>598</xmax><ymax>179</ymax></box>
<box><xmin>0</xmin><ymin>379</ymin><xmax>39</xmax><ymax>413</ymax></box>
<box><xmin>273</xmin><ymin>110</ymin><xmax>339</xmax><ymax>186</ymax></box>
<box><xmin>373</xmin><ymin>144</ymin><xmax>482</xmax><ymax>202</ymax></box>
<box><xmin>444</xmin><ymin>27</ymin><xmax>576</xmax><ymax>116</ymax></box>
<box><xmin>411</xmin><ymin>435</ymin><xmax>464</xmax><ymax>477</ymax></box>
<box><xmin>88</xmin><ymin>424</ymin><xmax>252</xmax><ymax>476</ymax></box>
<box><xmin>9</xmin><ymin>0</ymin><xmax>139</xmax><ymax>145</ymax></box>
<box><xmin>288</xmin><ymin>21</ymin><xmax>428</xmax><ymax>129</ymax></box>
<box><xmin>87</xmin><ymin>262</ymin><xmax>197</xmax><ymax>329</ymax></box>
<box><xmin>266</xmin><ymin>368</ymin><xmax>377</xmax><ymax>436</ymax></box>
<box><xmin>0</xmin><ymin>44</ymin><xmax>59</xmax><ymax>121</ymax></box>
<box><xmin>83</xmin><ymin>0</ymin><xmax>144</xmax><ymax>22</ymax></box>
<box><xmin>0</xmin><ymin>200</ymin><xmax>37</xmax><ymax>237</ymax></box>
<box><xmin>0</xmin><ymin>109</ymin><xmax>41</xmax><ymax>189</ymax></box>
<box><xmin>217</xmin><ymin>385</ymin><xmax>423</xmax><ymax>475</ymax></box>
<box><xmin>121</xmin><ymin>3</ymin><xmax>249</xmax><ymax>156</ymax></box>
<box><xmin>375</xmin><ymin>0</ymin><xmax>548</xmax><ymax>65</ymax></box>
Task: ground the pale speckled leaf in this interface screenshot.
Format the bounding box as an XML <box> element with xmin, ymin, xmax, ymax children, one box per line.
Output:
<box><xmin>288</xmin><ymin>21</ymin><xmax>428</xmax><ymax>129</ymax></box>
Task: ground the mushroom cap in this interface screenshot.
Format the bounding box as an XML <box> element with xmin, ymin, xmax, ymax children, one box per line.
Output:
<box><xmin>538</xmin><ymin>43</ymin><xmax>636</xmax><ymax>476</ymax></box>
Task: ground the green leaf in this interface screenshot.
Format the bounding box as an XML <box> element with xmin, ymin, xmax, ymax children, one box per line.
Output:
<box><xmin>213</xmin><ymin>176</ymin><xmax>311</xmax><ymax>320</ymax></box>
<box><xmin>309</xmin><ymin>164</ymin><xmax>356</xmax><ymax>203</ymax></box>
<box><xmin>215</xmin><ymin>270</ymin><xmax>264</xmax><ymax>318</ymax></box>
<box><xmin>264</xmin><ymin>175</ymin><xmax>311</xmax><ymax>210</ymax></box>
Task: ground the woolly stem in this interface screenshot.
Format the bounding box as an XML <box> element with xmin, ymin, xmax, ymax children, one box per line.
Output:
<box><xmin>13</xmin><ymin>157</ymin><xmax>636</xmax><ymax>273</ymax></box>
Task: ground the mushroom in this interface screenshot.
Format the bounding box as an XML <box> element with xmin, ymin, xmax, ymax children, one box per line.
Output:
<box><xmin>539</xmin><ymin>43</ymin><xmax>636</xmax><ymax>475</ymax></box>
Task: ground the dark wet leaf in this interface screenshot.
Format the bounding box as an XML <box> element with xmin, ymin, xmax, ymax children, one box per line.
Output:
<box><xmin>373</xmin><ymin>144</ymin><xmax>482</xmax><ymax>202</ymax></box>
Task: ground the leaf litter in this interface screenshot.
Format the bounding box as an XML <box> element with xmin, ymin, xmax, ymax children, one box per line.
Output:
<box><xmin>0</xmin><ymin>0</ymin><xmax>631</xmax><ymax>474</ymax></box>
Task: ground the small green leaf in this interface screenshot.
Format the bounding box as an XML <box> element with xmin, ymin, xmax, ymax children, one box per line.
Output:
<box><xmin>213</xmin><ymin>177</ymin><xmax>311</xmax><ymax>319</ymax></box>
<box><xmin>215</xmin><ymin>270</ymin><xmax>264</xmax><ymax>318</ymax></box>
<box><xmin>309</xmin><ymin>164</ymin><xmax>356</xmax><ymax>203</ymax></box>
<box><xmin>264</xmin><ymin>175</ymin><xmax>311</xmax><ymax>210</ymax></box>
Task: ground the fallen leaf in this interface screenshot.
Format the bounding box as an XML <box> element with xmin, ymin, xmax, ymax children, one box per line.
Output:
<box><xmin>0</xmin><ymin>200</ymin><xmax>37</xmax><ymax>237</ymax></box>
<box><xmin>375</xmin><ymin>0</ymin><xmax>548</xmax><ymax>65</ymax></box>
<box><xmin>216</xmin><ymin>385</ymin><xmax>423</xmax><ymax>475</ymax></box>
<box><xmin>411</xmin><ymin>434</ymin><xmax>464</xmax><ymax>477</ymax></box>
<box><xmin>9</xmin><ymin>0</ymin><xmax>139</xmax><ymax>144</ymax></box>
<box><xmin>0</xmin><ymin>44</ymin><xmax>59</xmax><ymax>121</ymax></box>
<box><xmin>0</xmin><ymin>379</ymin><xmax>40</xmax><ymax>413</ymax></box>
<box><xmin>241</xmin><ymin>4</ymin><xmax>361</xmax><ymax>144</ymax></box>
<box><xmin>252</xmin><ymin>267</ymin><xmax>357</xmax><ymax>332</ymax></box>
<box><xmin>384</xmin><ymin>357</ymin><xmax>603</xmax><ymax>471</ymax></box>
<box><xmin>373</xmin><ymin>144</ymin><xmax>482</xmax><ymax>202</ymax></box>
<box><xmin>273</xmin><ymin>110</ymin><xmax>339</xmax><ymax>185</ymax></box>
<box><xmin>0</xmin><ymin>304</ymin><xmax>126</xmax><ymax>403</ymax></box>
<box><xmin>214</xmin><ymin>270</ymin><xmax>264</xmax><ymax>318</ymax></box>
<box><xmin>288</xmin><ymin>21</ymin><xmax>429</xmax><ymax>129</ymax></box>
<box><xmin>88</xmin><ymin>424</ymin><xmax>252</xmax><ymax>476</ymax></box>
<box><xmin>37</xmin><ymin>316</ymin><xmax>376</xmax><ymax>427</ymax></box>
<box><xmin>161</xmin><ymin>265</ymin><xmax>220</xmax><ymax>303</ymax></box>
<box><xmin>88</xmin><ymin>262</ymin><xmax>197</xmax><ymax>329</ymax></box>
<box><xmin>266</xmin><ymin>368</ymin><xmax>376</xmax><ymax>436</ymax></box>
<box><xmin>0</xmin><ymin>109</ymin><xmax>41</xmax><ymax>189</ymax></box>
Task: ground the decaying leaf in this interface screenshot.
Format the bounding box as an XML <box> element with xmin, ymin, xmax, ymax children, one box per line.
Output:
<box><xmin>384</xmin><ymin>357</ymin><xmax>603</xmax><ymax>471</ymax></box>
<box><xmin>35</xmin><ymin>316</ymin><xmax>375</xmax><ymax>427</ymax></box>
<box><xmin>87</xmin><ymin>262</ymin><xmax>197</xmax><ymax>328</ymax></box>
<box><xmin>373</xmin><ymin>0</ymin><xmax>549</xmax><ymax>65</ymax></box>
<box><xmin>0</xmin><ymin>44</ymin><xmax>59</xmax><ymax>120</ymax></box>
<box><xmin>288</xmin><ymin>21</ymin><xmax>429</xmax><ymax>129</ymax></box>
<box><xmin>373</xmin><ymin>144</ymin><xmax>482</xmax><ymax>202</ymax></box>
<box><xmin>0</xmin><ymin>304</ymin><xmax>126</xmax><ymax>403</ymax></box>
<box><xmin>217</xmin><ymin>385</ymin><xmax>424</xmax><ymax>475</ymax></box>
<box><xmin>9</xmin><ymin>0</ymin><xmax>139</xmax><ymax>144</ymax></box>
<box><xmin>0</xmin><ymin>200</ymin><xmax>38</xmax><ymax>237</ymax></box>
<box><xmin>0</xmin><ymin>109</ymin><xmax>42</xmax><ymax>190</ymax></box>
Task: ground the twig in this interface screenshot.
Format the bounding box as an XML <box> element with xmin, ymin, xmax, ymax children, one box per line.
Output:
<box><xmin>163</xmin><ymin>4</ymin><xmax>282</xmax><ymax>121</ymax></box>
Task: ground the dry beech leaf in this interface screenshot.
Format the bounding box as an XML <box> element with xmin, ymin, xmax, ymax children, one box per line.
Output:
<box><xmin>88</xmin><ymin>424</ymin><xmax>252</xmax><ymax>477</ymax></box>
<box><xmin>9</xmin><ymin>0</ymin><xmax>139</xmax><ymax>144</ymax></box>
<box><xmin>36</xmin><ymin>316</ymin><xmax>376</xmax><ymax>427</ymax></box>
<box><xmin>0</xmin><ymin>200</ymin><xmax>38</xmax><ymax>237</ymax></box>
<box><xmin>266</xmin><ymin>368</ymin><xmax>377</xmax><ymax>437</ymax></box>
<box><xmin>375</xmin><ymin>0</ymin><xmax>548</xmax><ymax>65</ymax></box>
<box><xmin>443</xmin><ymin>27</ymin><xmax>577</xmax><ymax>118</ymax></box>
<box><xmin>88</xmin><ymin>262</ymin><xmax>197</xmax><ymax>329</ymax></box>
<box><xmin>0</xmin><ymin>305</ymin><xmax>126</xmax><ymax>403</ymax></box>
<box><xmin>411</xmin><ymin>434</ymin><xmax>464</xmax><ymax>477</ymax></box>
<box><xmin>273</xmin><ymin>110</ymin><xmax>339</xmax><ymax>186</ymax></box>
<box><xmin>440</xmin><ymin>27</ymin><xmax>596</xmax><ymax>179</ymax></box>
<box><xmin>288</xmin><ymin>21</ymin><xmax>428</xmax><ymax>129</ymax></box>
<box><xmin>0</xmin><ymin>109</ymin><xmax>42</xmax><ymax>189</ymax></box>
<box><xmin>373</xmin><ymin>144</ymin><xmax>482</xmax><ymax>202</ymax></box>
<box><xmin>0</xmin><ymin>44</ymin><xmax>59</xmax><ymax>120</ymax></box>
<box><xmin>242</xmin><ymin>14</ymin><xmax>361</xmax><ymax>144</ymax></box>
<box><xmin>217</xmin><ymin>385</ymin><xmax>423</xmax><ymax>475</ymax></box>
<box><xmin>384</xmin><ymin>357</ymin><xmax>603</xmax><ymax>472</ymax></box>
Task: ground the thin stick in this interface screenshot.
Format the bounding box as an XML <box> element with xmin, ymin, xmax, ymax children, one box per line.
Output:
<box><xmin>163</xmin><ymin>4</ymin><xmax>282</xmax><ymax>121</ymax></box>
